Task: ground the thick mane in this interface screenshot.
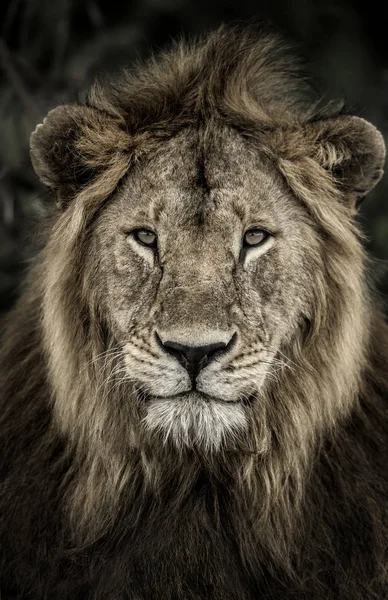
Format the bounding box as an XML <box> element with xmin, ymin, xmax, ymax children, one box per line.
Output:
<box><xmin>87</xmin><ymin>23</ymin><xmax>343</xmax><ymax>133</ymax></box>
<box><xmin>0</xmin><ymin>24</ymin><xmax>387</xmax><ymax>600</ymax></box>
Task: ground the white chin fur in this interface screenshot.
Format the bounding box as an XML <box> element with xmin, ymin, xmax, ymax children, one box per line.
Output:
<box><xmin>142</xmin><ymin>393</ymin><xmax>248</xmax><ymax>452</ymax></box>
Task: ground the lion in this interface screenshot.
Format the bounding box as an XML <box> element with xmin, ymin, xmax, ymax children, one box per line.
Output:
<box><xmin>0</xmin><ymin>23</ymin><xmax>387</xmax><ymax>600</ymax></box>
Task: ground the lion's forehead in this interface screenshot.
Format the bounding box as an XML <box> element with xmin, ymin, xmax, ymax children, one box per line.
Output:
<box><xmin>139</xmin><ymin>126</ymin><xmax>255</xmax><ymax>185</ymax></box>
<box><xmin>113</xmin><ymin>126</ymin><xmax>297</xmax><ymax>234</ymax></box>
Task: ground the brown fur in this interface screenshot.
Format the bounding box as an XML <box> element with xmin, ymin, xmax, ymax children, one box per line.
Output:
<box><xmin>1</xmin><ymin>24</ymin><xmax>387</xmax><ymax>600</ymax></box>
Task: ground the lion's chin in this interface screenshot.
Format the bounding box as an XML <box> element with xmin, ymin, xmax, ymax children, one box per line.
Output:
<box><xmin>141</xmin><ymin>392</ymin><xmax>248</xmax><ymax>452</ymax></box>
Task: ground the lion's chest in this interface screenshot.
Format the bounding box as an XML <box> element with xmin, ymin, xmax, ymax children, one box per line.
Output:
<box><xmin>84</xmin><ymin>501</ymin><xmax>261</xmax><ymax>600</ymax></box>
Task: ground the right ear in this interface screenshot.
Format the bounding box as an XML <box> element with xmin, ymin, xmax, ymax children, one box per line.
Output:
<box><xmin>30</xmin><ymin>105</ymin><xmax>131</xmax><ymax>205</ymax></box>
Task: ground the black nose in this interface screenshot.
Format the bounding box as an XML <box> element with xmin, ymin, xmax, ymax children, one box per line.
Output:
<box><xmin>156</xmin><ymin>332</ymin><xmax>237</xmax><ymax>386</ymax></box>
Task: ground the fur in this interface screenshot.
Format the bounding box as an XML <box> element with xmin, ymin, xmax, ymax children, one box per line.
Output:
<box><xmin>0</xmin><ymin>24</ymin><xmax>387</xmax><ymax>600</ymax></box>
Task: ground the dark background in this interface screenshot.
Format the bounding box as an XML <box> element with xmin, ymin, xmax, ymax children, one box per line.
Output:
<box><xmin>1</xmin><ymin>0</ymin><xmax>388</xmax><ymax>317</ymax></box>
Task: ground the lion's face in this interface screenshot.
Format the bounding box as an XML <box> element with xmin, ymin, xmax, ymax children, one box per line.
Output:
<box><xmin>87</xmin><ymin>125</ymin><xmax>318</xmax><ymax>451</ymax></box>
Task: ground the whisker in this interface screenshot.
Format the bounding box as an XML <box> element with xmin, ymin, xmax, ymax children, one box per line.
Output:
<box><xmin>82</xmin><ymin>347</ymin><xmax>123</xmax><ymax>371</ymax></box>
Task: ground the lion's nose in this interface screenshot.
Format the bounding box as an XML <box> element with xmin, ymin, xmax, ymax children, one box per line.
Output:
<box><xmin>155</xmin><ymin>332</ymin><xmax>237</xmax><ymax>385</ymax></box>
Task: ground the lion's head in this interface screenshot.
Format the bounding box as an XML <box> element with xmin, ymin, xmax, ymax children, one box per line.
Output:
<box><xmin>28</xmin><ymin>25</ymin><xmax>385</xmax><ymax>546</ymax></box>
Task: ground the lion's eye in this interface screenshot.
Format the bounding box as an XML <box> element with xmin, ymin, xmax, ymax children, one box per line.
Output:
<box><xmin>131</xmin><ymin>229</ymin><xmax>157</xmax><ymax>248</ymax></box>
<box><xmin>243</xmin><ymin>229</ymin><xmax>270</xmax><ymax>247</ymax></box>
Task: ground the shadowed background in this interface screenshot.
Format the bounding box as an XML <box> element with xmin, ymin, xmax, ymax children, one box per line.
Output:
<box><xmin>0</xmin><ymin>0</ymin><xmax>387</xmax><ymax>317</ymax></box>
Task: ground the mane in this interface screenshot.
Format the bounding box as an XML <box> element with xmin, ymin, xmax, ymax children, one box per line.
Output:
<box><xmin>86</xmin><ymin>23</ymin><xmax>344</xmax><ymax>135</ymax></box>
<box><xmin>1</xmin><ymin>24</ymin><xmax>387</xmax><ymax>598</ymax></box>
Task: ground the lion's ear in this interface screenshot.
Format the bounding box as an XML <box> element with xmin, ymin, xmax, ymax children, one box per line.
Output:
<box><xmin>30</xmin><ymin>104</ymin><xmax>130</xmax><ymax>205</ymax></box>
<box><xmin>306</xmin><ymin>115</ymin><xmax>385</xmax><ymax>210</ymax></box>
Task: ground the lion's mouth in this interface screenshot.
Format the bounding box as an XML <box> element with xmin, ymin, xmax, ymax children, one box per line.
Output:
<box><xmin>149</xmin><ymin>391</ymin><xmax>243</xmax><ymax>405</ymax></box>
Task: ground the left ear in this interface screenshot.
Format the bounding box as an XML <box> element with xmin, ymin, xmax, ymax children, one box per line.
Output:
<box><xmin>306</xmin><ymin>115</ymin><xmax>385</xmax><ymax>210</ymax></box>
<box><xmin>30</xmin><ymin>104</ymin><xmax>131</xmax><ymax>207</ymax></box>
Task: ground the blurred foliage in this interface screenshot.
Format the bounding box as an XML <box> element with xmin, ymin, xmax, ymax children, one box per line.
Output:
<box><xmin>0</xmin><ymin>0</ymin><xmax>387</xmax><ymax>317</ymax></box>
